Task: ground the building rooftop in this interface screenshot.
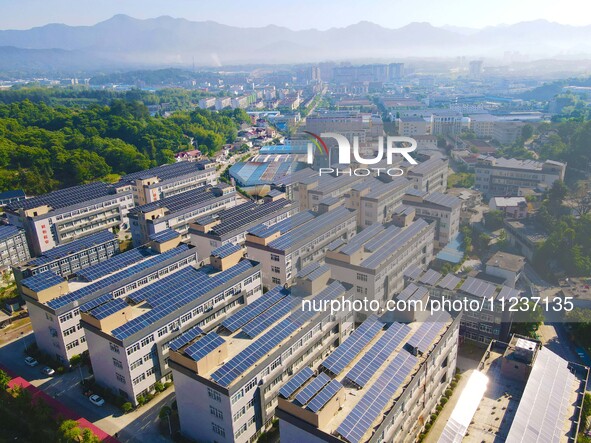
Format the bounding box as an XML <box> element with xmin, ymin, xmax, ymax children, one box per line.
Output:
<box><xmin>486</xmin><ymin>251</ymin><xmax>526</xmax><ymax>272</ymax></box>
<box><xmin>117</xmin><ymin>160</ymin><xmax>210</xmax><ymax>185</ymax></box>
<box><xmin>0</xmin><ymin>224</ymin><xmax>23</xmax><ymax>241</ymax></box>
<box><xmin>492</xmin><ymin>196</ymin><xmax>527</xmax><ymax>207</ymax></box>
<box><xmin>406</xmin><ymin>157</ymin><xmax>447</xmax><ymax>177</ymax></box>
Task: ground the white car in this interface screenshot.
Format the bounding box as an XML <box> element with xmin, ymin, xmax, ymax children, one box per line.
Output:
<box><xmin>24</xmin><ymin>356</ymin><xmax>38</xmax><ymax>367</ymax></box>
<box><xmin>41</xmin><ymin>366</ymin><xmax>55</xmax><ymax>376</ymax></box>
<box><xmin>89</xmin><ymin>394</ymin><xmax>105</xmax><ymax>406</ymax></box>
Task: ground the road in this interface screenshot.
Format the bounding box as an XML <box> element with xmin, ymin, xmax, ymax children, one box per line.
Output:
<box><xmin>0</xmin><ymin>332</ymin><xmax>174</xmax><ymax>443</ymax></box>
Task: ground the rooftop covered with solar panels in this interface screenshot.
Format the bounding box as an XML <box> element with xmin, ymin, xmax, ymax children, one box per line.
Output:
<box><xmin>456</xmin><ymin>335</ymin><xmax>589</xmax><ymax>443</ymax></box>
<box><xmin>80</xmin><ymin>257</ymin><xmax>260</xmax><ymax>343</ymax></box>
<box><xmin>19</xmin><ymin>237</ymin><xmax>194</xmax><ymax>312</ymax></box>
<box><xmin>277</xmin><ymin>310</ymin><xmax>456</xmax><ymax>443</ymax></box>
<box><xmin>325</xmin><ymin>218</ymin><xmax>432</xmax><ymax>270</ymax></box>
<box><xmin>169</xmin><ymin>280</ymin><xmax>351</xmax><ymax>390</ymax></box>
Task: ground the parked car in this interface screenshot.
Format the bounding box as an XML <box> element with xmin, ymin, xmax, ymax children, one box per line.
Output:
<box><xmin>41</xmin><ymin>366</ymin><xmax>55</xmax><ymax>376</ymax></box>
<box><xmin>89</xmin><ymin>394</ymin><xmax>105</xmax><ymax>406</ymax></box>
<box><xmin>24</xmin><ymin>356</ymin><xmax>38</xmax><ymax>367</ymax></box>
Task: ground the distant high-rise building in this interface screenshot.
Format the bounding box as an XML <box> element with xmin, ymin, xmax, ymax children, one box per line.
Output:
<box><xmin>389</xmin><ymin>62</ymin><xmax>405</xmax><ymax>80</ymax></box>
<box><xmin>469</xmin><ymin>60</ymin><xmax>483</xmax><ymax>78</ymax></box>
<box><xmin>310</xmin><ymin>66</ymin><xmax>321</xmax><ymax>81</ymax></box>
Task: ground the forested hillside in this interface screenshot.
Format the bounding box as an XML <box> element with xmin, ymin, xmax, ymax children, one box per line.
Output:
<box><xmin>0</xmin><ymin>98</ymin><xmax>249</xmax><ymax>194</ymax></box>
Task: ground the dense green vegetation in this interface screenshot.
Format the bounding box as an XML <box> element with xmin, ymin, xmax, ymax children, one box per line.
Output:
<box><xmin>0</xmin><ymin>97</ymin><xmax>249</xmax><ymax>193</ymax></box>
<box><xmin>447</xmin><ymin>172</ymin><xmax>474</xmax><ymax>188</ymax></box>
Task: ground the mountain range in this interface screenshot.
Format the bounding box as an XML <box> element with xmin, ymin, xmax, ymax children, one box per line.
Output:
<box><xmin>2</xmin><ymin>15</ymin><xmax>591</xmax><ymax>73</ymax></box>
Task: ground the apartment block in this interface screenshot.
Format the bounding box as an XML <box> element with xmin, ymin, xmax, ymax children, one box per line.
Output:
<box><xmin>468</xmin><ymin>114</ymin><xmax>497</xmax><ymax>138</ymax></box>
<box><xmin>404</xmin><ymin>268</ymin><xmax>518</xmax><ymax>345</ymax></box>
<box><xmin>474</xmin><ymin>156</ymin><xmax>566</xmax><ymax>197</ymax></box>
<box><xmin>170</xmin><ymin>273</ymin><xmax>355</xmax><ymax>443</ymax></box>
<box><xmin>398</xmin><ymin>116</ymin><xmax>428</xmax><ymax>136</ymax></box>
<box><xmin>402</xmin><ymin>191</ymin><xmax>461</xmax><ymax>248</ymax></box>
<box><xmin>128</xmin><ymin>184</ymin><xmax>237</xmax><ymax>247</ymax></box>
<box><xmin>5</xmin><ymin>182</ymin><xmax>134</xmax><ymax>256</ymax></box>
<box><xmin>21</xmin><ymin>235</ymin><xmax>196</xmax><ymax>366</ymax></box>
<box><xmin>406</xmin><ymin>156</ymin><xmax>448</xmax><ymax>195</ymax></box>
<box><xmin>190</xmin><ymin>197</ymin><xmax>296</xmax><ymax>258</ymax></box>
<box><xmin>348</xmin><ymin>177</ymin><xmax>410</xmax><ymax>227</ymax></box>
<box><xmin>295</xmin><ymin>174</ymin><xmax>364</xmax><ymax>212</ymax></box>
<box><xmin>325</xmin><ymin>219</ymin><xmax>435</xmax><ymax>309</ymax></box>
<box><xmin>13</xmin><ymin>230</ymin><xmax>118</xmax><ymax>285</ymax></box>
<box><xmin>430</xmin><ymin>112</ymin><xmax>462</xmax><ymax>135</ymax></box>
<box><xmin>0</xmin><ymin>225</ymin><xmax>30</xmax><ymax>269</ymax></box>
<box><xmin>81</xmin><ymin>252</ymin><xmax>262</xmax><ymax>405</ymax></box>
<box><xmin>277</xmin><ymin>310</ymin><xmax>460</xmax><ymax>443</ymax></box>
<box><xmin>118</xmin><ymin>161</ymin><xmax>217</xmax><ymax>206</ymax></box>
<box><xmin>304</xmin><ymin>111</ymin><xmax>384</xmax><ymax>143</ymax></box>
<box><xmin>492</xmin><ymin>121</ymin><xmax>526</xmax><ymax>145</ymax></box>
<box><xmin>245</xmin><ymin>206</ymin><xmax>357</xmax><ymax>288</ymax></box>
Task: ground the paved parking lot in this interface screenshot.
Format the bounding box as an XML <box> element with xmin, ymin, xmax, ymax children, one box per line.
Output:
<box><xmin>0</xmin><ymin>332</ymin><xmax>174</xmax><ymax>443</ymax></box>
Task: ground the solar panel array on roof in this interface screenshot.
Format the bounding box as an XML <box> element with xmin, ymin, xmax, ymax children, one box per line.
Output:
<box><xmin>149</xmin><ymin>229</ymin><xmax>180</xmax><ymax>243</ymax></box>
<box><xmin>424</xmin><ymin>192</ymin><xmax>461</xmax><ymax>208</ymax></box>
<box><xmin>79</xmin><ymin>293</ymin><xmax>114</xmax><ymax>312</ymax></box>
<box><xmin>129</xmin><ymin>186</ymin><xmax>221</xmax><ymax>216</ymax></box>
<box><xmin>184</xmin><ymin>332</ymin><xmax>225</xmax><ymax>361</ymax></box>
<box><xmin>364</xmin><ymin>225</ymin><xmax>399</xmax><ymax>253</ymax></box>
<box><xmin>361</xmin><ymin>220</ymin><xmax>429</xmax><ymax>269</ymax></box>
<box><xmin>21</xmin><ymin>271</ymin><xmax>65</xmax><ymax>292</ymax></box>
<box><xmin>0</xmin><ymin>225</ymin><xmax>21</xmax><ymax>241</ymax></box>
<box><xmin>505</xmin><ymin>347</ymin><xmax>576</xmax><ymax>443</ymax></box>
<box><xmin>437</xmin><ymin>273</ymin><xmax>461</xmax><ymax>290</ymax></box>
<box><xmin>337</xmin><ymin>352</ymin><xmax>418</xmax><ymax>443</ymax></box>
<box><xmin>345</xmin><ymin>322</ymin><xmax>412</xmax><ymax>388</ymax></box>
<box><xmin>89</xmin><ymin>298</ymin><xmax>128</xmax><ymax>320</ymax></box>
<box><xmin>339</xmin><ymin>224</ymin><xmax>385</xmax><ymax>256</ymax></box>
<box><xmin>406</xmin><ymin>311</ymin><xmax>450</xmax><ymax>355</ymax></box>
<box><xmin>497</xmin><ymin>285</ymin><xmax>521</xmax><ymax>301</ymax></box>
<box><xmin>247</xmin><ymin>210</ymin><xmax>314</xmax><ymax>238</ymax></box>
<box><xmin>295</xmin><ymin>373</ymin><xmax>331</xmax><ymax>405</ymax></box>
<box><xmin>76</xmin><ymin>247</ymin><xmax>155</xmax><ymax>282</ymax></box>
<box><xmin>112</xmin><ymin>260</ymin><xmax>255</xmax><ymax>340</ymax></box>
<box><xmin>47</xmin><ymin>245</ymin><xmax>191</xmax><ymax>310</ymax></box>
<box><xmin>269</xmin><ymin>207</ymin><xmax>353</xmax><ymax>251</ymax></box>
<box><xmin>6</xmin><ymin>182</ymin><xmax>116</xmax><ymax>212</ymax></box>
<box><xmin>221</xmin><ymin>286</ymin><xmax>288</xmax><ymax>333</ymax></box>
<box><xmin>119</xmin><ymin>161</ymin><xmax>207</xmax><ymax>185</ymax></box>
<box><xmin>297</xmin><ymin>262</ymin><xmax>321</xmax><ymax>279</ymax></box>
<box><xmin>168</xmin><ymin>325</ymin><xmax>204</xmax><ymax>352</ymax></box>
<box><xmin>320</xmin><ymin>315</ymin><xmax>383</xmax><ymax>375</ymax></box>
<box><xmin>419</xmin><ymin>269</ymin><xmax>442</xmax><ymax>286</ymax></box>
<box><xmin>242</xmin><ymin>296</ymin><xmax>298</xmax><ymax>338</ymax></box>
<box><xmin>397</xmin><ymin>283</ymin><xmax>428</xmax><ymax>302</ymax></box>
<box><xmin>307</xmin><ymin>379</ymin><xmax>343</xmax><ymax>413</ymax></box>
<box><xmin>460</xmin><ymin>277</ymin><xmax>496</xmax><ymax>299</ymax></box>
<box><xmin>327</xmin><ymin>238</ymin><xmax>345</xmax><ymax>251</ymax></box>
<box><xmin>404</xmin><ymin>265</ymin><xmax>424</xmax><ymax>281</ymax></box>
<box><xmin>211</xmin><ymin>243</ymin><xmax>241</xmax><ymax>258</ymax></box>
<box><xmin>28</xmin><ymin>230</ymin><xmax>116</xmax><ymax>266</ymax></box>
<box><xmin>279</xmin><ymin>367</ymin><xmax>315</xmax><ymax>399</ymax></box>
<box><xmin>211</xmin><ymin>282</ymin><xmax>345</xmax><ymax>387</ymax></box>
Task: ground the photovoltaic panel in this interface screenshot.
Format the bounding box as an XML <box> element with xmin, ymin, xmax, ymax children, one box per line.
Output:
<box><xmin>111</xmin><ymin>260</ymin><xmax>255</xmax><ymax>340</ymax></box>
<box><xmin>361</xmin><ymin>220</ymin><xmax>429</xmax><ymax>269</ymax></box>
<box><xmin>404</xmin><ymin>265</ymin><xmax>424</xmax><ymax>281</ymax></box>
<box><xmin>279</xmin><ymin>367</ymin><xmax>314</xmax><ymax>399</ymax></box>
<box><xmin>505</xmin><ymin>347</ymin><xmax>576</xmax><ymax>443</ymax></box>
<box><xmin>0</xmin><ymin>225</ymin><xmax>21</xmax><ymax>241</ymax></box>
<box><xmin>211</xmin><ymin>243</ymin><xmax>241</xmax><ymax>259</ymax></box>
<box><xmin>79</xmin><ymin>293</ymin><xmax>114</xmax><ymax>312</ymax></box>
<box><xmin>295</xmin><ymin>373</ymin><xmax>331</xmax><ymax>406</ymax></box>
<box><xmin>460</xmin><ymin>276</ymin><xmax>496</xmax><ymax>299</ymax></box>
<box><xmin>47</xmin><ymin>245</ymin><xmax>191</xmax><ymax>310</ymax></box>
<box><xmin>211</xmin><ymin>318</ymin><xmax>299</xmax><ymax>387</ymax></box>
<box><xmin>169</xmin><ymin>325</ymin><xmax>204</xmax><ymax>352</ymax></box>
<box><xmin>21</xmin><ymin>271</ymin><xmax>65</xmax><ymax>292</ymax></box>
<box><xmin>28</xmin><ymin>230</ymin><xmax>116</xmax><ymax>266</ymax></box>
<box><xmin>307</xmin><ymin>379</ymin><xmax>343</xmax><ymax>413</ymax></box>
<box><xmin>287</xmin><ymin>281</ymin><xmax>345</xmax><ymax>326</ymax></box>
<box><xmin>497</xmin><ymin>285</ymin><xmax>521</xmax><ymax>301</ymax></box>
<box><xmin>339</xmin><ymin>224</ymin><xmax>385</xmax><ymax>256</ymax></box>
<box><xmin>221</xmin><ymin>286</ymin><xmax>289</xmax><ymax>333</ymax></box>
<box><xmin>337</xmin><ymin>352</ymin><xmax>418</xmax><ymax>443</ymax></box>
<box><xmin>247</xmin><ymin>210</ymin><xmax>314</xmax><ymax>238</ymax></box>
<box><xmin>129</xmin><ymin>186</ymin><xmax>221</xmax><ymax>216</ymax></box>
<box><xmin>89</xmin><ymin>298</ymin><xmax>128</xmax><ymax>320</ymax></box>
<box><xmin>406</xmin><ymin>311</ymin><xmax>450</xmax><ymax>355</ymax></box>
<box><xmin>364</xmin><ymin>225</ymin><xmax>400</xmax><ymax>253</ymax></box>
<box><xmin>149</xmin><ymin>229</ymin><xmax>180</xmax><ymax>243</ymax></box>
<box><xmin>76</xmin><ymin>247</ymin><xmax>156</xmax><ymax>281</ymax></box>
<box><xmin>345</xmin><ymin>322</ymin><xmax>411</xmax><ymax>388</ymax></box>
<box><xmin>320</xmin><ymin>315</ymin><xmax>383</xmax><ymax>375</ymax></box>
<box><xmin>437</xmin><ymin>273</ymin><xmax>461</xmax><ymax>290</ymax></box>
<box><xmin>419</xmin><ymin>269</ymin><xmax>442</xmax><ymax>286</ymax></box>
<box><xmin>208</xmin><ymin>199</ymin><xmax>292</xmax><ymax>236</ymax></box>
<box><xmin>241</xmin><ymin>296</ymin><xmax>298</xmax><ymax>338</ymax></box>
<box><xmin>184</xmin><ymin>332</ymin><xmax>225</xmax><ymax>361</ymax></box>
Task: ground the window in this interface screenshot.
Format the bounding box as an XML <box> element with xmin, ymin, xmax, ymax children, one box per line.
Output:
<box><xmin>234</xmin><ymin>423</ymin><xmax>247</xmax><ymax>439</ymax></box>
<box><xmin>356</xmin><ymin>273</ymin><xmax>368</xmax><ymax>282</ymax></box>
<box><xmin>143</xmin><ymin>353</ymin><xmax>152</xmax><ymax>363</ymax></box>
<box><xmin>212</xmin><ymin>423</ymin><xmax>225</xmax><ymax>438</ymax></box>
<box><xmin>63</xmin><ymin>326</ymin><xmax>76</xmax><ymax>336</ymax></box>
<box><xmin>140</xmin><ymin>335</ymin><xmax>154</xmax><ymax>347</ymax></box>
<box><xmin>157</xmin><ymin>327</ymin><xmax>168</xmax><ymax>338</ymax></box>
<box><xmin>146</xmin><ymin>367</ymin><xmax>155</xmax><ymax>376</ymax></box>
<box><xmin>127</xmin><ymin>343</ymin><xmax>141</xmax><ymax>355</ymax></box>
<box><xmin>113</xmin><ymin>358</ymin><xmax>123</xmax><ymax>369</ymax></box>
<box><xmin>66</xmin><ymin>339</ymin><xmax>79</xmax><ymax>350</ymax></box>
<box><xmin>116</xmin><ymin>373</ymin><xmax>126</xmax><ymax>384</ymax></box>
<box><xmin>210</xmin><ymin>406</ymin><xmax>224</xmax><ymax>420</ymax></box>
<box><xmin>245</xmin><ymin>377</ymin><xmax>257</xmax><ymax>392</ymax></box>
<box><xmin>59</xmin><ymin>312</ymin><xmax>73</xmax><ymax>323</ymax></box>
<box><xmin>231</xmin><ymin>389</ymin><xmax>244</xmax><ymax>405</ymax></box>
<box><xmin>130</xmin><ymin>359</ymin><xmax>142</xmax><ymax>370</ymax></box>
<box><xmin>271</xmin><ymin>277</ymin><xmax>281</xmax><ymax>285</ymax></box>
<box><xmin>110</xmin><ymin>343</ymin><xmax>120</xmax><ymax>353</ymax></box>
<box><xmin>208</xmin><ymin>387</ymin><xmax>222</xmax><ymax>402</ymax></box>
<box><xmin>270</xmin><ymin>254</ymin><xmax>280</xmax><ymax>262</ymax></box>
<box><xmin>132</xmin><ymin>373</ymin><xmax>146</xmax><ymax>385</ymax></box>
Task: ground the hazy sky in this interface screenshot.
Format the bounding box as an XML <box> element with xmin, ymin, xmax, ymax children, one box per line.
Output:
<box><xmin>0</xmin><ymin>0</ymin><xmax>589</xmax><ymax>30</ymax></box>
